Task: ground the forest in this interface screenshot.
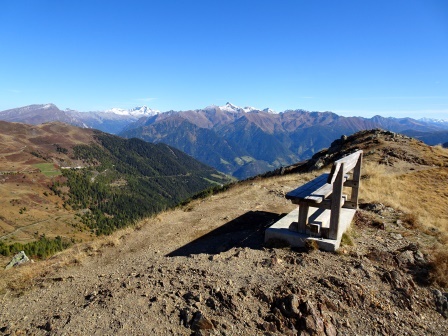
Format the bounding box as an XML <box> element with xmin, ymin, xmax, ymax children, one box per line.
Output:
<box><xmin>0</xmin><ymin>235</ymin><xmax>73</xmax><ymax>259</ymax></box>
<box><xmin>52</xmin><ymin>132</ymin><xmax>230</xmax><ymax>235</ymax></box>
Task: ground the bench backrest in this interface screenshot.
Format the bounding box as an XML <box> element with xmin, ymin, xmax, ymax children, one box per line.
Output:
<box><xmin>327</xmin><ymin>150</ymin><xmax>363</xmax><ymax>184</ymax></box>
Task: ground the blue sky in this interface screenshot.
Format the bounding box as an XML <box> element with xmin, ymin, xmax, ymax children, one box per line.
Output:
<box><xmin>1</xmin><ymin>0</ymin><xmax>447</xmax><ymax>119</ymax></box>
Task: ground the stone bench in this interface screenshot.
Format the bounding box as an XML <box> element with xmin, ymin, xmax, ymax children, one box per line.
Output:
<box><xmin>265</xmin><ymin>150</ymin><xmax>363</xmax><ymax>251</ymax></box>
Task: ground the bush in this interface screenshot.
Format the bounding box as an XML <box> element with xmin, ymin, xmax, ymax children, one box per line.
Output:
<box><xmin>401</xmin><ymin>213</ymin><xmax>420</xmax><ymax>229</ymax></box>
<box><xmin>0</xmin><ymin>236</ymin><xmax>73</xmax><ymax>259</ymax></box>
<box><xmin>429</xmin><ymin>247</ymin><xmax>448</xmax><ymax>288</ymax></box>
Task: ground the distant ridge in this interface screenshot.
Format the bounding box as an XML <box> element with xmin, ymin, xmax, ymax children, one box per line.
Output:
<box><xmin>0</xmin><ymin>104</ymin><xmax>159</xmax><ymax>134</ymax></box>
<box><xmin>2</xmin><ymin>103</ymin><xmax>448</xmax><ymax>178</ymax></box>
<box><xmin>119</xmin><ymin>106</ymin><xmax>448</xmax><ymax>178</ymax></box>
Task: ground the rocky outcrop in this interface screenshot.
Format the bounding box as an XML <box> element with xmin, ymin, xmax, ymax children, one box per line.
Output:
<box><xmin>5</xmin><ymin>251</ymin><xmax>29</xmax><ymax>270</ymax></box>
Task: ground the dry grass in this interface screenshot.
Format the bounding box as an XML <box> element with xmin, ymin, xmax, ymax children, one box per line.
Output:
<box><xmin>360</xmin><ymin>162</ymin><xmax>448</xmax><ymax>234</ymax></box>
<box><xmin>305</xmin><ymin>239</ymin><xmax>319</xmax><ymax>252</ymax></box>
<box><xmin>430</xmin><ymin>145</ymin><xmax>448</xmax><ymax>167</ymax></box>
<box><xmin>0</xmin><ymin>224</ymin><xmax>137</xmax><ymax>296</ymax></box>
<box><xmin>341</xmin><ymin>230</ymin><xmax>355</xmax><ymax>247</ymax></box>
<box><xmin>400</xmin><ymin>213</ymin><xmax>420</xmax><ymax>229</ymax></box>
<box><xmin>360</xmin><ymin>160</ymin><xmax>448</xmax><ymax>288</ymax></box>
<box><xmin>428</xmin><ymin>246</ymin><xmax>448</xmax><ymax>288</ymax></box>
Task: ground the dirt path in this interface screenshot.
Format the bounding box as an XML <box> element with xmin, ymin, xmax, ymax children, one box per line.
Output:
<box><xmin>0</xmin><ymin>174</ymin><xmax>447</xmax><ymax>335</ymax></box>
<box><xmin>0</xmin><ymin>214</ymin><xmax>74</xmax><ymax>240</ymax></box>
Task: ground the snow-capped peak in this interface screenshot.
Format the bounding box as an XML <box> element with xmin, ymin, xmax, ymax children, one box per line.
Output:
<box><xmin>420</xmin><ymin>117</ymin><xmax>448</xmax><ymax>123</ymax></box>
<box><xmin>219</xmin><ymin>102</ymin><xmax>240</xmax><ymax>112</ymax></box>
<box><xmin>243</xmin><ymin>106</ymin><xmax>257</xmax><ymax>113</ymax></box>
<box><xmin>219</xmin><ymin>102</ymin><xmax>258</xmax><ymax>113</ymax></box>
<box><xmin>42</xmin><ymin>103</ymin><xmax>56</xmax><ymax>109</ymax></box>
<box><xmin>106</xmin><ymin>107</ymin><xmax>128</xmax><ymax>115</ymax></box>
<box><xmin>105</xmin><ymin>106</ymin><xmax>160</xmax><ymax>117</ymax></box>
<box><xmin>129</xmin><ymin>106</ymin><xmax>160</xmax><ymax>116</ymax></box>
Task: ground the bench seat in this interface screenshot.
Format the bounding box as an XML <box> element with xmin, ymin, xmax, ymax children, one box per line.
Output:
<box><xmin>286</xmin><ymin>174</ymin><xmax>330</xmax><ymax>203</ymax></box>
<box><xmin>286</xmin><ymin>173</ymin><xmax>348</xmax><ymax>205</ymax></box>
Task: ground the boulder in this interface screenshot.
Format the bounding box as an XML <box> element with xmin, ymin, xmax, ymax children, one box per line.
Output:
<box><xmin>191</xmin><ymin>311</ymin><xmax>214</xmax><ymax>330</ymax></box>
<box><xmin>5</xmin><ymin>251</ymin><xmax>30</xmax><ymax>270</ymax></box>
<box><xmin>433</xmin><ymin>289</ymin><xmax>448</xmax><ymax>318</ymax></box>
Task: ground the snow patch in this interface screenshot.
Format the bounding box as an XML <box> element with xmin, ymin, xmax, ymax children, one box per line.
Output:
<box><xmin>105</xmin><ymin>106</ymin><xmax>160</xmax><ymax>117</ymax></box>
<box><xmin>243</xmin><ymin>106</ymin><xmax>257</xmax><ymax>113</ymax></box>
<box><xmin>263</xmin><ymin>108</ymin><xmax>277</xmax><ymax>114</ymax></box>
<box><xmin>219</xmin><ymin>102</ymin><xmax>259</xmax><ymax>113</ymax></box>
<box><xmin>420</xmin><ymin>117</ymin><xmax>448</xmax><ymax>123</ymax></box>
<box><xmin>107</xmin><ymin>107</ymin><xmax>128</xmax><ymax>115</ymax></box>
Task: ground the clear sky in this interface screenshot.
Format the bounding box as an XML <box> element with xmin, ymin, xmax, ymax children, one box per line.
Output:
<box><xmin>1</xmin><ymin>0</ymin><xmax>447</xmax><ymax>119</ymax></box>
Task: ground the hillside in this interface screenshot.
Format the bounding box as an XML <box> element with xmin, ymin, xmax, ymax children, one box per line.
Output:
<box><xmin>402</xmin><ymin>129</ymin><xmax>448</xmax><ymax>147</ymax></box>
<box><xmin>1</xmin><ymin>129</ymin><xmax>447</xmax><ymax>335</ymax></box>
<box><xmin>0</xmin><ymin>121</ymin><xmax>232</xmax><ymax>258</ymax></box>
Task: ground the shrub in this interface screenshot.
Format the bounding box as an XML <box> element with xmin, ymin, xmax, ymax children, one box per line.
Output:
<box><xmin>341</xmin><ymin>232</ymin><xmax>354</xmax><ymax>246</ymax></box>
<box><xmin>428</xmin><ymin>247</ymin><xmax>448</xmax><ymax>288</ymax></box>
<box><xmin>401</xmin><ymin>213</ymin><xmax>420</xmax><ymax>229</ymax></box>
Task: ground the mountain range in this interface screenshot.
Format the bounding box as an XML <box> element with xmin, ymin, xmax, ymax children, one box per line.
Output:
<box><xmin>0</xmin><ymin>104</ymin><xmax>159</xmax><ymax>135</ymax></box>
<box><xmin>1</xmin><ymin>103</ymin><xmax>448</xmax><ymax>178</ymax></box>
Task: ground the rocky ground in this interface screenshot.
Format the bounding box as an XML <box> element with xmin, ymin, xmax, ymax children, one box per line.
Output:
<box><xmin>1</xmin><ymin>188</ymin><xmax>447</xmax><ymax>335</ymax></box>
<box><xmin>1</xmin><ymin>130</ymin><xmax>447</xmax><ymax>335</ymax></box>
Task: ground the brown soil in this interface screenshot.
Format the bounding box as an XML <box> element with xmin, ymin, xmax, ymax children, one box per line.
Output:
<box><xmin>1</xmin><ymin>173</ymin><xmax>447</xmax><ymax>335</ymax></box>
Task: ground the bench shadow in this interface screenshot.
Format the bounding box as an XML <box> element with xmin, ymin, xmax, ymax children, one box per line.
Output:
<box><xmin>166</xmin><ymin>211</ymin><xmax>285</xmax><ymax>257</ymax></box>
<box><xmin>309</xmin><ymin>207</ymin><xmax>326</xmax><ymax>222</ymax></box>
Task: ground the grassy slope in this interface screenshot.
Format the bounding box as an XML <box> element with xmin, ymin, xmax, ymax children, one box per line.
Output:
<box><xmin>0</xmin><ymin>122</ymin><xmax>96</xmax><ymax>253</ymax></box>
<box><xmin>0</xmin><ymin>122</ymin><xmax>233</xmax><ymax>263</ymax></box>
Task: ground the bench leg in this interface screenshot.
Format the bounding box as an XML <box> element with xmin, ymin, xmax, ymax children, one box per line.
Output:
<box><xmin>350</xmin><ymin>154</ymin><xmax>362</xmax><ymax>208</ymax></box>
<box><xmin>329</xmin><ymin>165</ymin><xmax>344</xmax><ymax>239</ymax></box>
<box><xmin>297</xmin><ymin>204</ymin><xmax>309</xmax><ymax>233</ymax></box>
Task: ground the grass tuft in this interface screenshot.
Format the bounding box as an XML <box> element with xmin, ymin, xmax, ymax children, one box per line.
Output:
<box><xmin>428</xmin><ymin>247</ymin><xmax>448</xmax><ymax>288</ymax></box>
<box><xmin>401</xmin><ymin>213</ymin><xmax>420</xmax><ymax>229</ymax></box>
<box><xmin>341</xmin><ymin>232</ymin><xmax>355</xmax><ymax>247</ymax></box>
<box><xmin>305</xmin><ymin>239</ymin><xmax>319</xmax><ymax>252</ymax></box>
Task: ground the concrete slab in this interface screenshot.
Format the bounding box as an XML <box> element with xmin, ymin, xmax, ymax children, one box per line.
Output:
<box><xmin>265</xmin><ymin>206</ymin><xmax>356</xmax><ymax>252</ymax></box>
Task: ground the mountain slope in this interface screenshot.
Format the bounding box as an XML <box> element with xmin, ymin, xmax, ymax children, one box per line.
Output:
<box><xmin>0</xmin><ymin>129</ymin><xmax>447</xmax><ymax>334</ymax></box>
<box><xmin>0</xmin><ymin>104</ymin><xmax>86</xmax><ymax>127</ymax></box>
<box><xmin>122</xmin><ymin>116</ymin><xmax>251</xmax><ymax>174</ymax></box>
<box><xmin>0</xmin><ymin>121</ymin><xmax>232</xmax><ymax>247</ymax></box>
<box><xmin>401</xmin><ymin>129</ymin><xmax>448</xmax><ymax>146</ymax></box>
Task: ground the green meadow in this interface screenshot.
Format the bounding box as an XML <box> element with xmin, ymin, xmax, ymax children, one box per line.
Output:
<box><xmin>33</xmin><ymin>163</ymin><xmax>61</xmax><ymax>177</ymax></box>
